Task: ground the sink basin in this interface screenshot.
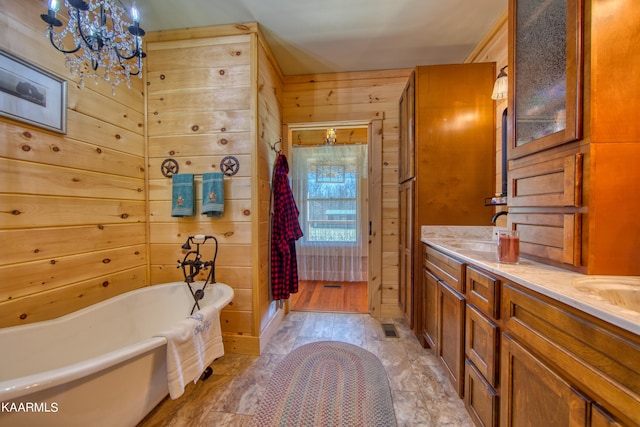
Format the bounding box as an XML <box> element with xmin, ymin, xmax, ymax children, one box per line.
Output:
<box><xmin>442</xmin><ymin>240</ymin><xmax>496</xmax><ymax>253</ymax></box>
<box><xmin>573</xmin><ymin>277</ymin><xmax>640</xmax><ymax>313</ymax></box>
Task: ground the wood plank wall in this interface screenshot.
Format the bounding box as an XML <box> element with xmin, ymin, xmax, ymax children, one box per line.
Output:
<box><xmin>466</xmin><ymin>11</ymin><xmax>509</xmax><ymax>225</ymax></box>
<box><xmin>283</xmin><ymin>70</ymin><xmax>412</xmax><ymax>318</ymax></box>
<box><xmin>255</xmin><ymin>33</ymin><xmax>285</xmax><ymax>343</ymax></box>
<box><xmin>0</xmin><ymin>1</ymin><xmax>508</xmax><ymax>347</ymax></box>
<box><xmin>0</xmin><ymin>1</ymin><xmax>147</xmax><ymax>327</ymax></box>
<box><xmin>145</xmin><ymin>23</ymin><xmax>283</xmax><ymax>354</ymax></box>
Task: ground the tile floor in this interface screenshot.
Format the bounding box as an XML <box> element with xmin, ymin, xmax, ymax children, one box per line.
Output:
<box><xmin>138</xmin><ymin>311</ymin><xmax>474</xmax><ymax>426</ymax></box>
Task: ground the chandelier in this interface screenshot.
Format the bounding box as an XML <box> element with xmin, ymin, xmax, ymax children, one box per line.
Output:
<box><xmin>41</xmin><ymin>0</ymin><xmax>146</xmax><ymax>91</ymax></box>
<box><xmin>325</xmin><ymin>128</ymin><xmax>337</xmax><ymax>145</ymax></box>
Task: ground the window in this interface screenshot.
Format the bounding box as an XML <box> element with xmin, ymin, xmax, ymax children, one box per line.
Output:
<box><xmin>307</xmin><ymin>163</ymin><xmax>356</xmax><ymax>243</ymax></box>
<box><xmin>291</xmin><ymin>141</ymin><xmax>368</xmax><ymax>281</ymax></box>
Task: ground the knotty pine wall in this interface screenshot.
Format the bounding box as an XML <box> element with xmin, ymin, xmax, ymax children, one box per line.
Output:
<box><xmin>0</xmin><ymin>1</ymin><xmax>508</xmax><ymax>348</ymax></box>
<box><xmin>144</xmin><ymin>23</ymin><xmax>283</xmax><ymax>354</ymax></box>
<box><xmin>466</xmin><ymin>10</ymin><xmax>509</xmax><ymax>226</ymax></box>
<box><xmin>283</xmin><ymin>70</ymin><xmax>412</xmax><ymax>318</ymax></box>
<box><xmin>0</xmin><ymin>1</ymin><xmax>147</xmax><ymax>327</ymax></box>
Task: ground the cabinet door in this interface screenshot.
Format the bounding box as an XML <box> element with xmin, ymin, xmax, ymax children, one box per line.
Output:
<box><xmin>438</xmin><ymin>281</ymin><xmax>465</xmax><ymax>397</ymax></box>
<box><xmin>422</xmin><ymin>267</ymin><xmax>438</xmax><ymax>349</ymax></box>
<box><xmin>508</xmin><ymin>0</ymin><xmax>584</xmax><ymax>159</ymax></box>
<box><xmin>398</xmin><ymin>72</ymin><xmax>415</xmax><ymax>182</ymax></box>
<box><xmin>398</xmin><ymin>181</ymin><xmax>414</xmax><ymax>325</ymax></box>
<box><xmin>500</xmin><ymin>334</ymin><xmax>588</xmax><ymax>427</ymax></box>
<box><xmin>590</xmin><ymin>404</ymin><xmax>624</xmax><ymax>427</ymax></box>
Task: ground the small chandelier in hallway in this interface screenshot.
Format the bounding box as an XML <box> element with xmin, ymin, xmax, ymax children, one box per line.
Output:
<box><xmin>325</xmin><ymin>128</ymin><xmax>337</xmax><ymax>145</ymax></box>
<box><xmin>40</xmin><ymin>0</ymin><xmax>146</xmax><ymax>90</ymax></box>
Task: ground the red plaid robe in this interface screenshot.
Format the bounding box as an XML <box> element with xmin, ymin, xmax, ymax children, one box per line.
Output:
<box><xmin>271</xmin><ymin>154</ymin><xmax>303</xmax><ymax>300</ymax></box>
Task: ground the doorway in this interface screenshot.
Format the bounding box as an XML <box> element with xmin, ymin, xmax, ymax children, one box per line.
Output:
<box><xmin>284</xmin><ymin>121</ymin><xmax>382</xmax><ymax>314</ymax></box>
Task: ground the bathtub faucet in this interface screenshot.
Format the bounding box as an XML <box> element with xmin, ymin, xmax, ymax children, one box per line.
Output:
<box><xmin>177</xmin><ymin>235</ymin><xmax>219</xmax><ymax>314</ymax></box>
<box><xmin>177</xmin><ymin>252</ymin><xmax>204</xmax><ymax>284</ymax></box>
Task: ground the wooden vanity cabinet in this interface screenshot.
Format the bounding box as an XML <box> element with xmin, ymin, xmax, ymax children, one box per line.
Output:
<box><xmin>423</xmin><ymin>245</ymin><xmax>466</xmax><ymax>398</ymax></box>
<box><xmin>501</xmin><ymin>281</ymin><xmax>639</xmax><ymax>426</ymax></box>
<box><xmin>420</xmin><ymin>244</ymin><xmax>638</xmax><ymax>427</ymax></box>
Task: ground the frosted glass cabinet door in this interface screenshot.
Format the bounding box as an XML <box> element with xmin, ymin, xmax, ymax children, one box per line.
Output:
<box><xmin>508</xmin><ymin>0</ymin><xmax>584</xmax><ymax>159</ymax></box>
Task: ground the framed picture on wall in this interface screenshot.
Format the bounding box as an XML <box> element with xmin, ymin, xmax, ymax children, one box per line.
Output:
<box><xmin>0</xmin><ymin>49</ymin><xmax>67</xmax><ymax>134</ymax></box>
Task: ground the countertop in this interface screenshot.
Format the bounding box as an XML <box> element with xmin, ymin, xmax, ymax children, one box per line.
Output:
<box><xmin>421</xmin><ymin>226</ymin><xmax>640</xmax><ymax>336</ymax></box>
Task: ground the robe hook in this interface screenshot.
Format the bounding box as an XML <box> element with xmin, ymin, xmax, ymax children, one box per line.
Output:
<box><xmin>270</xmin><ymin>139</ymin><xmax>282</xmax><ymax>154</ymax></box>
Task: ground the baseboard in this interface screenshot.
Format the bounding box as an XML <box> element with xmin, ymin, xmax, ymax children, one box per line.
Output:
<box><xmin>258</xmin><ymin>307</ymin><xmax>286</xmax><ymax>354</ymax></box>
<box><xmin>221</xmin><ymin>305</ymin><xmax>286</xmax><ymax>355</ymax></box>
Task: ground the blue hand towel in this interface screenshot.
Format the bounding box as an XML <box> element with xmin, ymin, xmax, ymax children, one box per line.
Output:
<box><xmin>202</xmin><ymin>172</ymin><xmax>224</xmax><ymax>218</ymax></box>
<box><xmin>171</xmin><ymin>174</ymin><xmax>195</xmax><ymax>217</ymax></box>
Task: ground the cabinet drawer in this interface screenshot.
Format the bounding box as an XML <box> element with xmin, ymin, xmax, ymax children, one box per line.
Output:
<box><xmin>466</xmin><ymin>266</ymin><xmax>500</xmax><ymax>319</ymax></box>
<box><xmin>465</xmin><ymin>305</ymin><xmax>499</xmax><ymax>387</ymax></box>
<box><xmin>509</xmin><ymin>212</ymin><xmax>581</xmax><ymax>266</ymax></box>
<box><xmin>509</xmin><ymin>153</ymin><xmax>583</xmax><ymax>207</ymax></box>
<box><xmin>502</xmin><ymin>282</ymin><xmax>640</xmax><ymax>426</ymax></box>
<box><xmin>465</xmin><ymin>359</ymin><xmax>499</xmax><ymax>427</ymax></box>
<box><xmin>426</xmin><ymin>246</ymin><xmax>464</xmax><ymax>293</ymax></box>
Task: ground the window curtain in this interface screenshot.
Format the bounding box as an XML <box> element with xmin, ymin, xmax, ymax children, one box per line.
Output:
<box><xmin>291</xmin><ymin>144</ymin><xmax>368</xmax><ymax>282</ymax></box>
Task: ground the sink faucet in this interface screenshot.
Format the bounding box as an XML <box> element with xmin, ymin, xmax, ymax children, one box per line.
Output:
<box><xmin>491</xmin><ymin>211</ymin><xmax>508</xmax><ymax>224</ymax></box>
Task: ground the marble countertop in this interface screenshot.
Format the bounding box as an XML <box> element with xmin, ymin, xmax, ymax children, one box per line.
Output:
<box><xmin>421</xmin><ymin>226</ymin><xmax>640</xmax><ymax>336</ymax></box>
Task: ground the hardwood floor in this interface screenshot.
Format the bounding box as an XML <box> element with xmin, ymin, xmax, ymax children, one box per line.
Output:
<box><xmin>290</xmin><ymin>280</ymin><xmax>368</xmax><ymax>313</ymax></box>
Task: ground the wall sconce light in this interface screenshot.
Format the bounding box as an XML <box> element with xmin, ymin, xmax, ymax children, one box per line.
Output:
<box><xmin>325</xmin><ymin>128</ymin><xmax>337</xmax><ymax>145</ymax></box>
<box><xmin>41</xmin><ymin>0</ymin><xmax>146</xmax><ymax>92</ymax></box>
<box><xmin>491</xmin><ymin>66</ymin><xmax>508</xmax><ymax>100</ymax></box>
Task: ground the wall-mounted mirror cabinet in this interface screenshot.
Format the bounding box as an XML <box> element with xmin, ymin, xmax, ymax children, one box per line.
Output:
<box><xmin>508</xmin><ymin>0</ymin><xmax>584</xmax><ymax>159</ymax></box>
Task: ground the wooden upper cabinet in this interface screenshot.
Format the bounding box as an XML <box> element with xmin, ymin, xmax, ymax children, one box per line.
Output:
<box><xmin>508</xmin><ymin>0</ymin><xmax>584</xmax><ymax>159</ymax></box>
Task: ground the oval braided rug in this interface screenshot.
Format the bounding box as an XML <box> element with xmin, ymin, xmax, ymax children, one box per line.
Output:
<box><xmin>251</xmin><ymin>341</ymin><xmax>397</xmax><ymax>426</ymax></box>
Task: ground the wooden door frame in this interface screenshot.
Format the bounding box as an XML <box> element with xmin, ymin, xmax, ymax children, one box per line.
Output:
<box><xmin>283</xmin><ymin>119</ymin><xmax>383</xmax><ymax>316</ymax></box>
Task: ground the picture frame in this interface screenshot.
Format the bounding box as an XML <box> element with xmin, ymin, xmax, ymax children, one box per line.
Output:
<box><xmin>0</xmin><ymin>49</ymin><xmax>67</xmax><ymax>134</ymax></box>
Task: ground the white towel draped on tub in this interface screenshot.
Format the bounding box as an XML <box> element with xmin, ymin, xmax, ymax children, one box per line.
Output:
<box><xmin>154</xmin><ymin>304</ymin><xmax>224</xmax><ymax>399</ymax></box>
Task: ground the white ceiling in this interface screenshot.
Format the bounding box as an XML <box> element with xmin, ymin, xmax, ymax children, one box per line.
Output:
<box><xmin>134</xmin><ymin>0</ymin><xmax>507</xmax><ymax>76</ymax></box>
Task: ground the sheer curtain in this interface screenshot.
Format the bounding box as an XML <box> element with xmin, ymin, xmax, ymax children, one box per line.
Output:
<box><xmin>292</xmin><ymin>144</ymin><xmax>368</xmax><ymax>282</ymax></box>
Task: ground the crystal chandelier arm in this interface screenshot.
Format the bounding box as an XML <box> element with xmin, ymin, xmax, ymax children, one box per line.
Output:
<box><xmin>114</xmin><ymin>48</ymin><xmax>143</xmax><ymax>76</ymax></box>
<box><xmin>74</xmin><ymin>7</ymin><xmax>104</xmax><ymax>53</ymax></box>
<box><xmin>114</xmin><ymin>40</ymin><xmax>142</xmax><ymax>61</ymax></box>
<box><xmin>46</xmin><ymin>26</ymin><xmax>83</xmax><ymax>54</ymax></box>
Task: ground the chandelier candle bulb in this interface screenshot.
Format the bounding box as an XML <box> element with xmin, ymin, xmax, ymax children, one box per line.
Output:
<box><xmin>131</xmin><ymin>3</ymin><xmax>140</xmax><ymax>23</ymax></box>
<box><xmin>49</xmin><ymin>0</ymin><xmax>60</xmax><ymax>13</ymax></box>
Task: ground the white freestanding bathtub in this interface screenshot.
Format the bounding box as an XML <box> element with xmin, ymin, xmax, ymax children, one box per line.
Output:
<box><xmin>0</xmin><ymin>281</ymin><xmax>234</xmax><ymax>427</ymax></box>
